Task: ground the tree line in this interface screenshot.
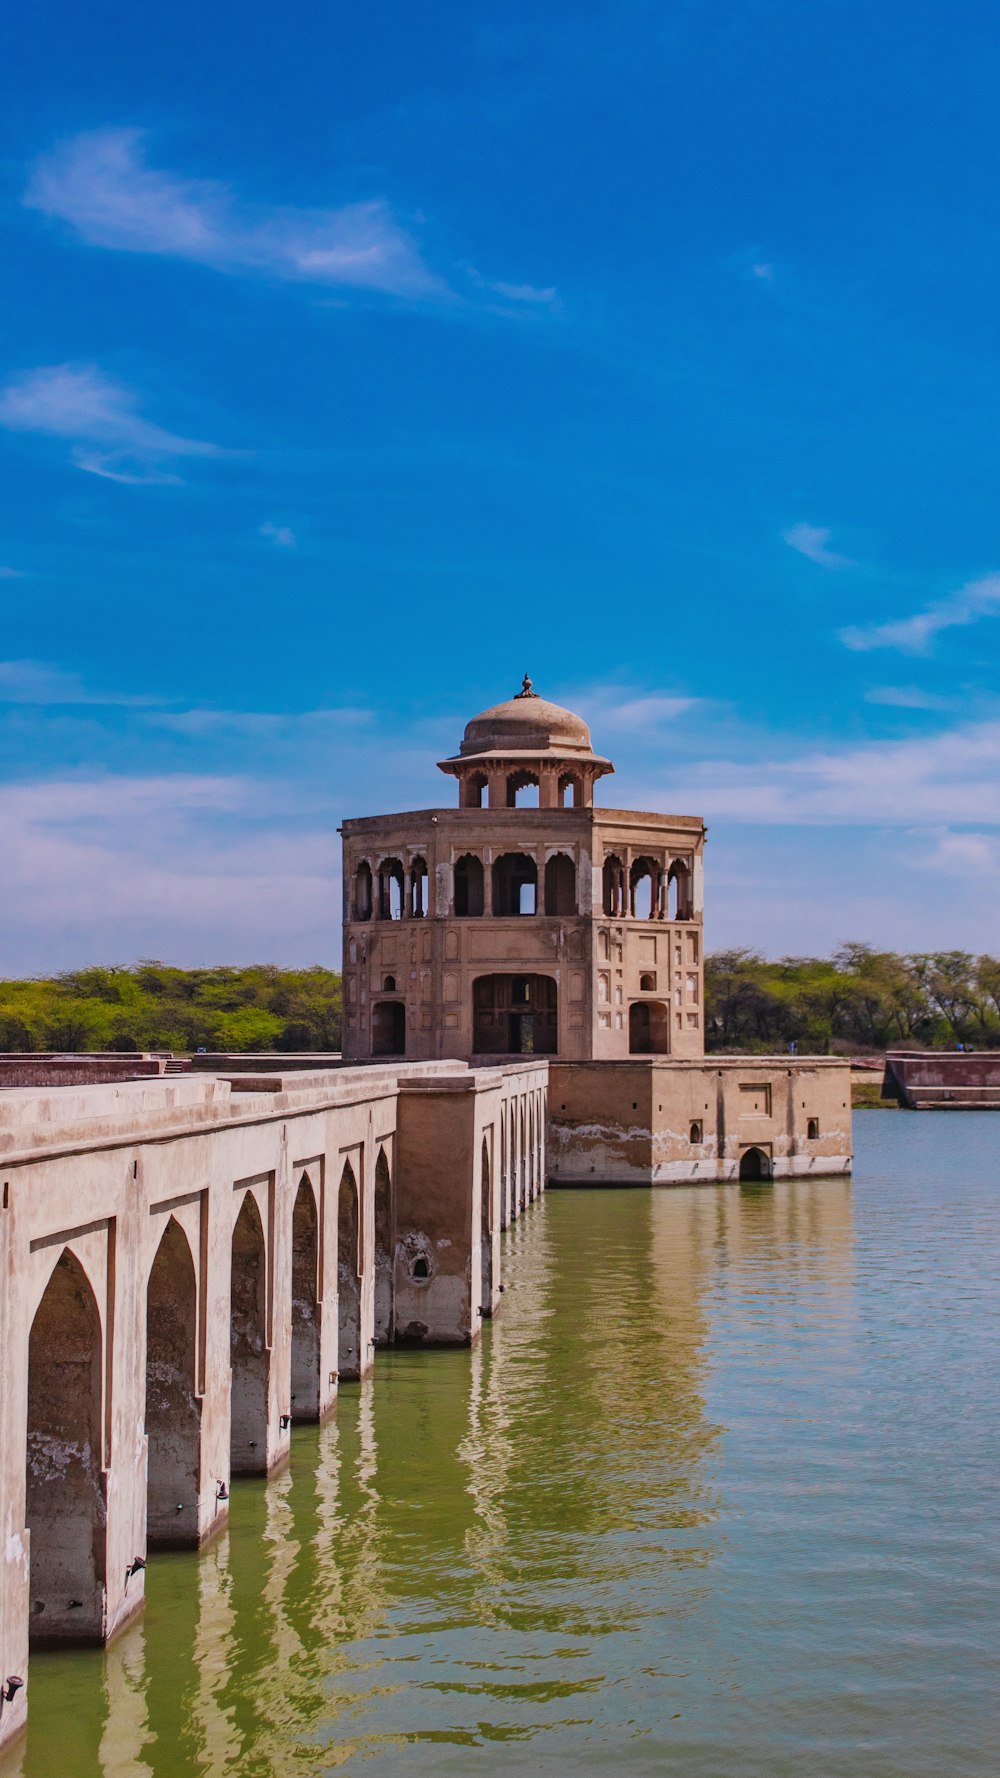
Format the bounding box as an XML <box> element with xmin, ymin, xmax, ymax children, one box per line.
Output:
<box><xmin>0</xmin><ymin>945</ymin><xmax>996</xmax><ymax>1056</ymax></box>
<box><xmin>705</xmin><ymin>944</ymin><xmax>1000</xmax><ymax>1053</ymax></box>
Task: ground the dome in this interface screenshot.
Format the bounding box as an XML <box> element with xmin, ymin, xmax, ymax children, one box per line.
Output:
<box><xmin>458</xmin><ymin>676</ymin><xmax>595</xmax><ymax>758</ymax></box>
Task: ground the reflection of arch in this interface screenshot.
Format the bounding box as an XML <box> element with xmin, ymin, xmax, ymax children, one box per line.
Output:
<box><xmin>506</xmin><ymin>769</ymin><xmax>539</xmax><ymax>807</ymax></box>
<box><xmin>376</xmin><ymin>857</ymin><xmax>404</xmax><ymax>921</ymax></box>
<box><xmin>231</xmin><ymin>1192</ymin><xmax>269</xmax><ymax>1473</ymax></box>
<box><xmin>27</xmin><ymin>1249</ymin><xmax>106</xmax><ymax>1642</ymax></box>
<box><xmin>544</xmin><ymin>852</ymin><xmax>577</xmax><ymax>915</ymax></box>
<box><xmin>353</xmin><ymin>860</ymin><xmax>372</xmax><ymax>921</ymax></box>
<box><xmin>146</xmin><ymin>1217</ymin><xmax>201</xmax><ymax>1545</ymax></box>
<box><xmin>480</xmin><ymin>1136</ymin><xmax>492</xmax><ymax>1309</ymax></box>
<box><xmin>629</xmin><ymin>1000</ymin><xmax>671</xmax><ymax>1054</ymax></box>
<box><xmin>739</xmin><ymin>1146</ymin><xmax>771</xmax><ymax>1182</ymax></box>
<box><xmin>338</xmin><ymin>1162</ymin><xmax>362</xmax><ymax>1380</ymax></box>
<box><xmin>291</xmin><ymin>1175</ymin><xmax>321</xmax><ymax>1420</ymax></box>
<box><xmin>602</xmin><ymin>854</ymin><xmax>625</xmax><ymax>916</ymax></box>
<box><xmin>454</xmin><ymin>853</ymin><xmax>484</xmax><ymax>917</ymax></box>
<box><xmin>372</xmin><ymin>1000</ymin><xmax>405</xmax><ymax>1056</ymax></box>
<box><xmin>374</xmin><ymin>1148</ymin><xmax>394</xmax><ymax>1346</ymax></box>
<box><xmin>473</xmin><ymin>974</ymin><xmax>557</xmax><ymax>1054</ymax></box>
<box><xmin>492</xmin><ymin>853</ymin><xmax>537</xmax><ymax>916</ymax></box>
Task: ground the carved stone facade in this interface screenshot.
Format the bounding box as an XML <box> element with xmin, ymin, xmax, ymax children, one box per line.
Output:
<box><xmin>341</xmin><ymin>678</ymin><xmax>706</xmax><ymax>1064</ymax></box>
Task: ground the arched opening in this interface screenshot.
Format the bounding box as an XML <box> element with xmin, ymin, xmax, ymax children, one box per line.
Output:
<box><xmin>739</xmin><ymin>1146</ymin><xmax>771</xmax><ymax>1182</ymax></box>
<box><xmin>473</xmin><ymin>974</ymin><xmax>558</xmax><ymax>1054</ymax></box>
<box><xmin>374</xmin><ymin>1148</ymin><xmax>394</xmax><ymax>1346</ymax></box>
<box><xmin>26</xmin><ymin>1250</ymin><xmax>105</xmax><ymax>1644</ymax></box>
<box><xmin>231</xmin><ymin>1193</ymin><xmax>269</xmax><ymax>1473</ymax></box>
<box><xmin>668</xmin><ymin>860</ymin><xmax>693</xmax><ymax>921</ymax></box>
<box><xmin>290</xmin><ymin>1176</ymin><xmax>321</xmax><ymax>1421</ymax></box>
<box><xmin>689</xmin><ymin>1120</ymin><xmax>703</xmax><ymax>1144</ymax></box>
<box><xmin>383</xmin><ymin>975</ymin><xmax>396</xmax><ymax>993</ymax></box>
<box><xmin>493</xmin><ymin>852</ymin><xmax>537</xmax><ymax>916</ymax></box>
<box><xmin>146</xmin><ymin>1218</ymin><xmax>201</xmax><ymax>1546</ymax></box>
<box><xmin>628</xmin><ymin>1000</ymin><xmax>671</xmax><ymax>1054</ymax></box>
<box><xmin>480</xmin><ymin>1136</ymin><xmax>492</xmax><ymax>1308</ymax></box>
<box><xmin>338</xmin><ymin>1162</ymin><xmax>362</xmax><ymax>1380</ymax></box>
<box><xmin>630</xmin><ymin>856</ymin><xmax>659</xmax><ymax>920</ymax></box>
<box><xmin>353</xmin><ymin>861</ymin><xmax>372</xmax><ymax>922</ymax></box>
<box><xmin>639</xmin><ymin>972</ymin><xmax>656</xmax><ymax>991</ymax></box>
<box><xmin>372</xmin><ymin>1000</ymin><xmax>405</xmax><ymax>1056</ymax></box>
<box><xmin>377</xmin><ymin>857</ymin><xmax>405</xmax><ymax>921</ymax></box>
<box><xmin>464</xmin><ymin>771</ymin><xmax>489</xmax><ymax>808</ymax></box>
<box><xmin>500</xmin><ymin>1119</ymin><xmax>508</xmax><ymax>1230</ymax></box>
<box><xmin>409</xmin><ymin>857</ymin><xmax>428</xmax><ymax>919</ymax></box>
<box><xmin>807</xmin><ymin>1118</ymin><xmax>820</xmax><ymax>1140</ymax></box>
<box><xmin>602</xmin><ymin>854</ymin><xmax>625</xmax><ymax>917</ymax></box>
<box><xmin>558</xmin><ymin>773</ymin><xmax>582</xmax><ymax>807</ymax></box>
<box><xmin>506</xmin><ymin>770</ymin><xmax>539</xmax><ymax>807</ymax></box>
<box><xmin>519</xmin><ymin>1103</ymin><xmax>527</xmax><ymax>1210</ymax></box>
<box><xmin>544</xmin><ymin>852</ymin><xmax>577</xmax><ymax>915</ymax></box>
<box><xmin>454</xmin><ymin>853</ymin><xmax>484</xmax><ymax>917</ymax></box>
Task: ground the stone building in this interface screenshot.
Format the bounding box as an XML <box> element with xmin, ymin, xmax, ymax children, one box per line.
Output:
<box><xmin>341</xmin><ymin>677</ymin><xmax>706</xmax><ymax>1065</ymax></box>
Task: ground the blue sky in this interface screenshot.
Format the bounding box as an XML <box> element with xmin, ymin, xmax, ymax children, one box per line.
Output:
<box><xmin>1</xmin><ymin>0</ymin><xmax>999</xmax><ymax>972</ymax></box>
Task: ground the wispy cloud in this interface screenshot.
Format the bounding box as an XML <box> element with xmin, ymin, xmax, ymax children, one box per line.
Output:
<box><xmin>916</xmin><ymin>826</ymin><xmax>1000</xmax><ymax>876</ymax></box>
<box><xmin>841</xmin><ymin>572</ymin><xmax>1000</xmax><ymax>654</ymax></box>
<box><xmin>259</xmin><ymin>521</ymin><xmax>296</xmax><ymax>549</ymax></box>
<box><xmin>751</xmin><ymin>262</ymin><xmax>774</xmax><ymax>282</ymax></box>
<box><xmin>0</xmin><ymin>659</ymin><xmax>162</xmax><ymax>706</ymax></box>
<box><xmin>863</xmin><ymin>685</ymin><xmax>952</xmax><ymax>711</ymax></box>
<box><xmin>783</xmin><ymin>522</ymin><xmax>856</xmax><ymax>569</ymax></box>
<box><xmin>26</xmin><ymin>127</ymin><xmax>446</xmax><ymax>300</ymax></box>
<box><xmin>0</xmin><ymin>362</ymin><xmax>222</xmax><ymax>483</ymax></box>
<box><xmin>0</xmin><ymin>566</ymin><xmax>26</xmax><ymax>580</ymax></box>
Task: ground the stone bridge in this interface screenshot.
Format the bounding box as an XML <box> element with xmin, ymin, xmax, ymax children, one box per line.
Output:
<box><xmin>0</xmin><ymin>1058</ymin><xmax>547</xmax><ymax>1753</ymax></box>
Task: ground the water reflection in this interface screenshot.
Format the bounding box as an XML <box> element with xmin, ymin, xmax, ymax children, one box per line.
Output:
<box><xmin>13</xmin><ymin>1131</ymin><xmax>999</xmax><ymax>1777</ymax></box>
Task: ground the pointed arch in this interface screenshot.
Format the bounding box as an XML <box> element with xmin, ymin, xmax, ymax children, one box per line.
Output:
<box><xmin>291</xmin><ymin>1174</ymin><xmax>321</xmax><ymax>1421</ymax></box>
<box><xmin>338</xmin><ymin>1161</ymin><xmax>362</xmax><ymax>1380</ymax></box>
<box><xmin>27</xmin><ymin>1248</ymin><xmax>106</xmax><ymax>1643</ymax></box>
<box><xmin>146</xmin><ymin>1217</ymin><xmax>201</xmax><ymax>1546</ymax></box>
<box><xmin>373</xmin><ymin>1147</ymin><xmax>394</xmax><ymax>1347</ymax></box>
<box><xmin>480</xmin><ymin>1135</ymin><xmax>493</xmax><ymax>1310</ymax></box>
<box><xmin>230</xmin><ymin>1192</ymin><xmax>269</xmax><ymax>1473</ymax></box>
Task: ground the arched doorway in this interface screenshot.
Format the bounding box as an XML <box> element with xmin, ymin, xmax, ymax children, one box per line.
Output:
<box><xmin>373</xmin><ymin>1148</ymin><xmax>394</xmax><ymax>1346</ymax></box>
<box><xmin>26</xmin><ymin>1250</ymin><xmax>106</xmax><ymax>1642</ymax></box>
<box><xmin>338</xmin><ymin>1161</ymin><xmax>362</xmax><ymax>1379</ymax></box>
<box><xmin>739</xmin><ymin>1146</ymin><xmax>771</xmax><ymax>1182</ymax></box>
<box><xmin>146</xmin><ymin>1218</ymin><xmax>201</xmax><ymax>1546</ymax></box>
<box><xmin>629</xmin><ymin>1000</ymin><xmax>671</xmax><ymax>1054</ymax></box>
<box><xmin>291</xmin><ymin>1175</ymin><xmax>321</xmax><ymax>1421</ymax></box>
<box><xmin>473</xmin><ymin>974</ymin><xmax>558</xmax><ymax>1054</ymax></box>
<box><xmin>230</xmin><ymin>1193</ymin><xmax>269</xmax><ymax>1473</ymax></box>
<box><xmin>372</xmin><ymin>1000</ymin><xmax>405</xmax><ymax>1056</ymax></box>
<box><xmin>480</xmin><ymin>1136</ymin><xmax>493</xmax><ymax>1309</ymax></box>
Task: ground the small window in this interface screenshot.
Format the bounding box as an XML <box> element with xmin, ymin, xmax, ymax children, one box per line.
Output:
<box><xmin>383</xmin><ymin>975</ymin><xmax>396</xmax><ymax>992</ymax></box>
<box><xmin>807</xmin><ymin>1117</ymin><xmax>819</xmax><ymax>1140</ymax></box>
<box><xmin>640</xmin><ymin>972</ymin><xmax>656</xmax><ymax>991</ymax></box>
<box><xmin>689</xmin><ymin>1120</ymin><xmax>703</xmax><ymax>1144</ymax></box>
<box><xmin>411</xmin><ymin>1254</ymin><xmax>429</xmax><ymax>1280</ymax></box>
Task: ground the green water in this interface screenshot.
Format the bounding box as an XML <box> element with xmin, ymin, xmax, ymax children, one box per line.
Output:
<box><xmin>7</xmin><ymin>1111</ymin><xmax>999</xmax><ymax>1775</ymax></box>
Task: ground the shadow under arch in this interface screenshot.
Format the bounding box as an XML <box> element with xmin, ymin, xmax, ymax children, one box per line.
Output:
<box><xmin>146</xmin><ymin>1215</ymin><xmax>201</xmax><ymax>1546</ymax></box>
<box><xmin>27</xmin><ymin>1247</ymin><xmax>106</xmax><ymax>1643</ymax></box>
<box><xmin>291</xmin><ymin>1173</ymin><xmax>321</xmax><ymax>1421</ymax></box>
<box><xmin>231</xmin><ymin>1191</ymin><xmax>269</xmax><ymax>1474</ymax></box>
<box><xmin>373</xmin><ymin>1147</ymin><xmax>394</xmax><ymax>1347</ymax></box>
<box><xmin>739</xmin><ymin>1145</ymin><xmax>772</xmax><ymax>1183</ymax></box>
<box><xmin>338</xmin><ymin>1161</ymin><xmax>362</xmax><ymax>1380</ymax></box>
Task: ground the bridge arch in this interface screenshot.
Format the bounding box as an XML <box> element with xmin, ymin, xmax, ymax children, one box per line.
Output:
<box><xmin>373</xmin><ymin>1147</ymin><xmax>394</xmax><ymax>1346</ymax></box>
<box><xmin>291</xmin><ymin>1174</ymin><xmax>321</xmax><ymax>1421</ymax></box>
<box><xmin>230</xmin><ymin>1192</ymin><xmax>269</xmax><ymax>1473</ymax></box>
<box><xmin>338</xmin><ymin>1161</ymin><xmax>362</xmax><ymax>1380</ymax></box>
<box><xmin>146</xmin><ymin>1217</ymin><xmax>201</xmax><ymax>1545</ymax></box>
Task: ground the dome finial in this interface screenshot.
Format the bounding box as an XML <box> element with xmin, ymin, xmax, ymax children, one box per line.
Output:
<box><xmin>516</xmin><ymin>672</ymin><xmax>538</xmax><ymax>700</ymax></box>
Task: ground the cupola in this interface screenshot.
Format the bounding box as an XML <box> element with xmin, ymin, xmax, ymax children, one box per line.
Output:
<box><xmin>438</xmin><ymin>676</ymin><xmax>614</xmax><ymax>808</ymax></box>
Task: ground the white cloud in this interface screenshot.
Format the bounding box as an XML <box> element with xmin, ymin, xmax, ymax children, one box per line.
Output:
<box><xmin>0</xmin><ymin>659</ymin><xmax>161</xmax><ymax>706</ymax></box>
<box><xmin>259</xmin><ymin>521</ymin><xmax>297</xmax><ymax>549</ymax></box>
<box><xmin>751</xmin><ymin>262</ymin><xmax>774</xmax><ymax>282</ymax></box>
<box><xmin>915</xmin><ymin>827</ymin><xmax>1000</xmax><ymax>876</ymax></box>
<box><xmin>26</xmin><ymin>127</ymin><xmax>445</xmax><ymax>300</ymax></box>
<box><xmin>0</xmin><ymin>566</ymin><xmax>25</xmax><ymax>580</ymax></box>
<box><xmin>0</xmin><ymin>362</ymin><xmax>222</xmax><ymax>483</ymax></box>
<box><xmin>863</xmin><ymin>686</ymin><xmax>952</xmax><ymax>711</ymax></box>
<box><xmin>841</xmin><ymin>572</ymin><xmax>1000</xmax><ymax>654</ymax></box>
<box><xmin>782</xmin><ymin>522</ymin><xmax>856</xmax><ymax>569</ymax></box>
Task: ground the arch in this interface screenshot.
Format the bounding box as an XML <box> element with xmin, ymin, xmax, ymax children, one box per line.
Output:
<box><xmin>382</xmin><ymin>975</ymin><xmax>396</xmax><ymax>993</ymax></box>
<box><xmin>602</xmin><ymin>854</ymin><xmax>625</xmax><ymax>917</ymax></box>
<box><xmin>519</xmin><ymin>1102</ymin><xmax>527</xmax><ymax>1211</ymax></box>
<box><xmin>639</xmin><ymin>972</ymin><xmax>656</xmax><ymax>992</ymax></box>
<box><xmin>338</xmin><ymin>1162</ymin><xmax>362</xmax><ymax>1380</ymax></box>
<box><xmin>291</xmin><ymin>1176</ymin><xmax>321</xmax><ymax>1421</ymax></box>
<box><xmin>630</xmin><ymin>856</ymin><xmax>659</xmax><ymax>920</ymax></box>
<box><xmin>230</xmin><ymin>1192</ymin><xmax>269</xmax><ymax>1473</ymax></box>
<box><xmin>668</xmin><ymin>859</ymin><xmax>693</xmax><ymax>921</ymax></box>
<box><xmin>629</xmin><ymin>1000</ymin><xmax>671</xmax><ymax>1054</ymax></box>
<box><xmin>506</xmin><ymin>769</ymin><xmax>539</xmax><ymax>808</ymax></box>
<box><xmin>373</xmin><ymin>1000</ymin><xmax>405</xmax><ymax>1056</ymax></box>
<box><xmin>558</xmin><ymin>772</ymin><xmax>583</xmax><ymax>808</ymax></box>
<box><xmin>739</xmin><ymin>1146</ymin><xmax>771</xmax><ymax>1182</ymax></box>
<box><xmin>373</xmin><ymin>1148</ymin><xmax>394</xmax><ymax>1346</ymax></box>
<box><xmin>409</xmin><ymin>856</ymin><xmax>428</xmax><ymax>919</ymax></box>
<box><xmin>480</xmin><ymin>1136</ymin><xmax>492</xmax><ymax>1309</ymax></box>
<box><xmin>689</xmin><ymin>1120</ymin><xmax>703</xmax><ymax>1144</ymax></box>
<box><xmin>544</xmin><ymin>852</ymin><xmax>577</xmax><ymax>916</ymax></box>
<box><xmin>464</xmin><ymin>771</ymin><xmax>489</xmax><ymax>809</ymax></box>
<box><xmin>807</xmin><ymin>1117</ymin><xmax>820</xmax><ymax>1140</ymax></box>
<box><xmin>500</xmin><ymin>1118</ymin><xmax>509</xmax><ymax>1230</ymax></box>
<box><xmin>353</xmin><ymin>860</ymin><xmax>372</xmax><ymax>922</ymax></box>
<box><xmin>146</xmin><ymin>1218</ymin><xmax>201</xmax><ymax>1546</ymax></box>
<box><xmin>26</xmin><ymin>1249</ymin><xmax>106</xmax><ymax>1643</ymax></box>
<box><xmin>473</xmin><ymin>974</ymin><xmax>557</xmax><ymax>1054</ymax></box>
<box><xmin>492</xmin><ymin>852</ymin><xmax>537</xmax><ymax>917</ymax></box>
<box><xmin>454</xmin><ymin>853</ymin><xmax>484</xmax><ymax>917</ymax></box>
<box><xmin>376</xmin><ymin>857</ymin><xmax>405</xmax><ymax>921</ymax></box>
